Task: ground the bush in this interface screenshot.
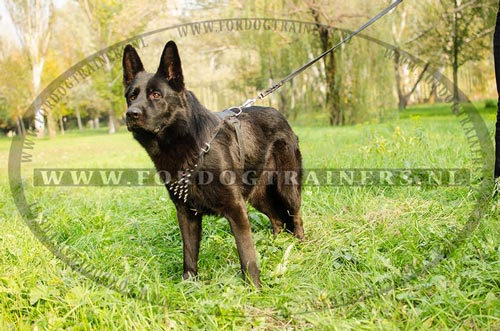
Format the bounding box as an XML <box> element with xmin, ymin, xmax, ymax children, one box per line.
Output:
<box><xmin>484</xmin><ymin>99</ymin><xmax>497</xmax><ymax>109</ymax></box>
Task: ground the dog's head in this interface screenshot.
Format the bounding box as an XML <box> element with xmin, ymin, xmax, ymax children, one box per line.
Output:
<box><xmin>122</xmin><ymin>41</ymin><xmax>185</xmax><ymax>134</ymax></box>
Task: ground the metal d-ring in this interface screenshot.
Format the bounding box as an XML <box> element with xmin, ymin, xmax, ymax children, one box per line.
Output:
<box><xmin>231</xmin><ymin>106</ymin><xmax>243</xmax><ymax>116</ymax></box>
<box><xmin>201</xmin><ymin>142</ymin><xmax>211</xmax><ymax>154</ymax></box>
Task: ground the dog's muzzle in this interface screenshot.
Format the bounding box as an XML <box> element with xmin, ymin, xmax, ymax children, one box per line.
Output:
<box><xmin>126</xmin><ymin>107</ymin><xmax>142</xmax><ymax>120</ymax></box>
<box><xmin>126</xmin><ymin>107</ymin><xmax>142</xmax><ymax>131</ymax></box>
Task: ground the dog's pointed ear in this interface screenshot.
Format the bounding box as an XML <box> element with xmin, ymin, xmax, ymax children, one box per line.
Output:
<box><xmin>123</xmin><ymin>44</ymin><xmax>144</xmax><ymax>87</ymax></box>
<box><xmin>157</xmin><ymin>41</ymin><xmax>184</xmax><ymax>91</ymax></box>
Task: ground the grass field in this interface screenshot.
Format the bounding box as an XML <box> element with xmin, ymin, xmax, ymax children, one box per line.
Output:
<box><xmin>1</xmin><ymin>103</ymin><xmax>499</xmax><ymax>330</ymax></box>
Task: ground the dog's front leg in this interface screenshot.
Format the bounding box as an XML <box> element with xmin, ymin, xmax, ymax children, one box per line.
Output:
<box><xmin>176</xmin><ymin>205</ymin><xmax>202</xmax><ymax>280</ymax></box>
<box><xmin>224</xmin><ymin>199</ymin><xmax>261</xmax><ymax>288</ymax></box>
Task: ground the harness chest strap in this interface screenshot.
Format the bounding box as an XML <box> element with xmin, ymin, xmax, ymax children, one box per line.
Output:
<box><xmin>225</xmin><ymin>116</ymin><xmax>245</xmax><ymax>167</ymax></box>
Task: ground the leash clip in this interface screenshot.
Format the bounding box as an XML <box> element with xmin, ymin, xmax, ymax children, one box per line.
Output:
<box><xmin>240</xmin><ymin>98</ymin><xmax>256</xmax><ymax>108</ymax></box>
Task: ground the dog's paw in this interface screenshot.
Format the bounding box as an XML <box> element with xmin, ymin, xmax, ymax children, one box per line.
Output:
<box><xmin>182</xmin><ymin>271</ymin><xmax>198</xmax><ymax>281</ymax></box>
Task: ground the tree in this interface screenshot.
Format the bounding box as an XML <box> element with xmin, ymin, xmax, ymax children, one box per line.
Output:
<box><xmin>5</xmin><ymin>0</ymin><xmax>56</xmax><ymax>137</ymax></box>
<box><xmin>43</xmin><ymin>0</ymin><xmax>94</xmax><ymax>132</ymax></box>
<box><xmin>386</xmin><ymin>1</ymin><xmax>430</xmax><ymax>110</ymax></box>
<box><xmin>0</xmin><ymin>42</ymin><xmax>32</xmax><ymax>135</ymax></box>
<box><xmin>413</xmin><ymin>0</ymin><xmax>497</xmax><ymax>113</ymax></box>
<box><xmin>76</xmin><ymin>0</ymin><xmax>166</xmax><ymax>134</ymax></box>
<box><xmin>308</xmin><ymin>2</ymin><xmax>342</xmax><ymax>125</ymax></box>
<box><xmin>287</xmin><ymin>0</ymin><xmax>390</xmax><ymax>125</ymax></box>
<box><xmin>392</xmin><ymin>49</ymin><xmax>430</xmax><ymax>110</ymax></box>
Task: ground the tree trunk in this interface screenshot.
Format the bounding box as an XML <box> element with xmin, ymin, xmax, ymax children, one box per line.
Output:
<box><xmin>17</xmin><ymin>115</ymin><xmax>26</xmax><ymax>136</ymax></box>
<box><xmin>59</xmin><ymin>115</ymin><xmax>65</xmax><ymax>135</ymax></box>
<box><xmin>318</xmin><ymin>26</ymin><xmax>341</xmax><ymax>126</ymax></box>
<box><xmin>322</xmin><ymin>33</ymin><xmax>341</xmax><ymax>126</ymax></box>
<box><xmin>427</xmin><ymin>82</ymin><xmax>438</xmax><ymax>104</ymax></box>
<box><xmin>108</xmin><ymin>110</ymin><xmax>116</xmax><ymax>134</ymax></box>
<box><xmin>279</xmin><ymin>92</ymin><xmax>289</xmax><ymax>119</ymax></box>
<box><xmin>47</xmin><ymin>109</ymin><xmax>57</xmax><ymax>139</ymax></box>
<box><xmin>394</xmin><ymin>49</ymin><xmax>430</xmax><ymax>110</ymax></box>
<box><xmin>76</xmin><ymin>108</ymin><xmax>83</xmax><ymax>131</ymax></box>
<box><xmin>452</xmin><ymin>0</ymin><xmax>460</xmax><ymax>114</ymax></box>
<box><xmin>33</xmin><ymin>56</ymin><xmax>58</xmax><ymax>138</ymax></box>
<box><xmin>34</xmin><ymin>108</ymin><xmax>45</xmax><ymax>138</ymax></box>
<box><xmin>310</xmin><ymin>6</ymin><xmax>341</xmax><ymax>126</ymax></box>
<box><xmin>393</xmin><ymin>50</ymin><xmax>408</xmax><ymax>110</ymax></box>
<box><xmin>325</xmin><ymin>46</ymin><xmax>341</xmax><ymax>126</ymax></box>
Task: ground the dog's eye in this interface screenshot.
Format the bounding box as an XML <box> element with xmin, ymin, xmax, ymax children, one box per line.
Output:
<box><xmin>129</xmin><ymin>95</ymin><xmax>136</xmax><ymax>101</ymax></box>
<box><xmin>151</xmin><ymin>91</ymin><xmax>162</xmax><ymax>100</ymax></box>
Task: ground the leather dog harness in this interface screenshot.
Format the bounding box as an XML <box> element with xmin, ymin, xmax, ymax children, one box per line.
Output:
<box><xmin>166</xmin><ymin>106</ymin><xmax>244</xmax><ymax>205</ymax></box>
<box><xmin>195</xmin><ymin>106</ymin><xmax>245</xmax><ymax>174</ymax></box>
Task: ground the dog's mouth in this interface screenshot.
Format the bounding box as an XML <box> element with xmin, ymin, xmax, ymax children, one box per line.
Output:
<box><xmin>125</xmin><ymin>113</ymin><xmax>145</xmax><ymax>130</ymax></box>
<box><xmin>126</xmin><ymin>119</ymin><xmax>149</xmax><ymax>133</ymax></box>
<box><xmin>126</xmin><ymin>120</ymin><xmax>139</xmax><ymax>132</ymax></box>
<box><xmin>126</xmin><ymin>119</ymin><xmax>161</xmax><ymax>135</ymax></box>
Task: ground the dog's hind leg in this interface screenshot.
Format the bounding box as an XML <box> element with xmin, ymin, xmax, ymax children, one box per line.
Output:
<box><xmin>249</xmin><ymin>139</ymin><xmax>304</xmax><ymax>240</ymax></box>
<box><xmin>249</xmin><ymin>180</ymin><xmax>285</xmax><ymax>236</ymax></box>
<box><xmin>176</xmin><ymin>205</ymin><xmax>203</xmax><ymax>280</ymax></box>
<box><xmin>271</xmin><ymin>139</ymin><xmax>304</xmax><ymax>240</ymax></box>
<box><xmin>223</xmin><ymin>198</ymin><xmax>261</xmax><ymax>288</ymax></box>
<box><xmin>254</xmin><ymin>184</ymin><xmax>303</xmax><ymax>240</ymax></box>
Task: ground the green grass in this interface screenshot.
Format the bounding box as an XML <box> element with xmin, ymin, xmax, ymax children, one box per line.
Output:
<box><xmin>1</xmin><ymin>103</ymin><xmax>500</xmax><ymax>330</ymax></box>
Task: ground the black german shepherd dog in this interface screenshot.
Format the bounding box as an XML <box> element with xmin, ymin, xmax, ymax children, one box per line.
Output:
<box><xmin>122</xmin><ymin>41</ymin><xmax>303</xmax><ymax>287</ymax></box>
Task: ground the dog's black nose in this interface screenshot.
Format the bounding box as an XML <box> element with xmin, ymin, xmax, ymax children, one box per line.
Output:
<box><xmin>126</xmin><ymin>107</ymin><xmax>142</xmax><ymax>120</ymax></box>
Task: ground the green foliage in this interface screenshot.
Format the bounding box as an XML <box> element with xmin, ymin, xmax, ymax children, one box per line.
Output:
<box><xmin>484</xmin><ymin>99</ymin><xmax>497</xmax><ymax>109</ymax></box>
<box><xmin>0</xmin><ymin>97</ymin><xmax>16</xmax><ymax>131</ymax></box>
<box><xmin>0</xmin><ymin>50</ymin><xmax>32</xmax><ymax>124</ymax></box>
<box><xmin>414</xmin><ymin>0</ymin><xmax>497</xmax><ymax>65</ymax></box>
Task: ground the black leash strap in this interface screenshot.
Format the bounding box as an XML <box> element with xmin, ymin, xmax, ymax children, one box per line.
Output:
<box><xmin>236</xmin><ymin>0</ymin><xmax>403</xmax><ymax>108</ymax></box>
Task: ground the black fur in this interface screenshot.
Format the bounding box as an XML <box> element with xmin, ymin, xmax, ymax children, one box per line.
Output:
<box><xmin>123</xmin><ymin>41</ymin><xmax>303</xmax><ymax>288</ymax></box>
